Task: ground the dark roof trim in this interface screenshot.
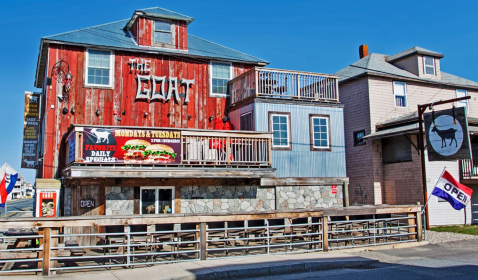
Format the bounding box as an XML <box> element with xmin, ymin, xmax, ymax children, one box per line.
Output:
<box><xmin>124</xmin><ymin>10</ymin><xmax>194</xmax><ymax>31</ymax></box>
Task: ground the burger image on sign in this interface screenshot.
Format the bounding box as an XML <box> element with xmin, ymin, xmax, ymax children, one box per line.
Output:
<box><xmin>143</xmin><ymin>144</ymin><xmax>177</xmax><ymax>163</ymax></box>
<box><xmin>122</xmin><ymin>139</ymin><xmax>151</xmax><ymax>163</ymax></box>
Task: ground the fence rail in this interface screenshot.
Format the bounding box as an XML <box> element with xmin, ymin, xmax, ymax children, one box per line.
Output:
<box><xmin>0</xmin><ymin>205</ymin><xmax>422</xmax><ymax>276</ymax></box>
<box><xmin>229</xmin><ymin>67</ymin><xmax>339</xmax><ymax>105</ymax></box>
<box><xmin>460</xmin><ymin>159</ymin><xmax>478</xmax><ymax>178</ymax></box>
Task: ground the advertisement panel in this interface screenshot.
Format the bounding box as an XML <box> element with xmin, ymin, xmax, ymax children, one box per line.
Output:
<box><xmin>424</xmin><ymin>107</ymin><xmax>471</xmax><ymax>161</ymax></box>
<box><xmin>36</xmin><ymin>189</ymin><xmax>60</xmax><ymax>218</ymax></box>
<box><xmin>21</xmin><ymin>92</ymin><xmax>41</xmax><ymax>169</ymax></box>
<box><xmin>82</xmin><ymin>127</ymin><xmax>181</xmax><ymax>164</ymax></box>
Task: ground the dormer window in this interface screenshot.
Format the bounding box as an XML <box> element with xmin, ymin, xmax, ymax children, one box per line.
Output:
<box><xmin>154</xmin><ymin>20</ymin><xmax>172</xmax><ymax>45</ymax></box>
<box><xmin>423</xmin><ymin>56</ymin><xmax>436</xmax><ymax>75</ymax></box>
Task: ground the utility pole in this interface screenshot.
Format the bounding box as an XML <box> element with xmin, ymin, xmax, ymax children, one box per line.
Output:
<box><xmin>417</xmin><ymin>95</ymin><xmax>470</xmax><ymax>230</ymax></box>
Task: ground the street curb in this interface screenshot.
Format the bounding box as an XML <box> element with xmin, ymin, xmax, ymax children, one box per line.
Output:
<box><xmin>169</xmin><ymin>259</ymin><xmax>378</xmax><ymax>280</ymax></box>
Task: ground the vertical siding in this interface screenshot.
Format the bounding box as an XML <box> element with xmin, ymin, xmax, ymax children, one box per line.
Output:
<box><xmin>254</xmin><ymin>102</ymin><xmax>346</xmax><ymax>178</ymax></box>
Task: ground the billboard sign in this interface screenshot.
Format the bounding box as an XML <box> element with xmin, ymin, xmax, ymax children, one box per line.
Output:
<box><xmin>21</xmin><ymin>92</ymin><xmax>41</xmax><ymax>169</ymax></box>
<box><xmin>82</xmin><ymin>127</ymin><xmax>181</xmax><ymax>164</ymax></box>
<box><xmin>424</xmin><ymin>107</ymin><xmax>471</xmax><ymax>161</ymax></box>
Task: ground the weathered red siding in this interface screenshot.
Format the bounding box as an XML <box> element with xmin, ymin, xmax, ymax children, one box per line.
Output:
<box><xmin>41</xmin><ymin>44</ymin><xmax>252</xmax><ymax>178</ymax></box>
<box><xmin>129</xmin><ymin>16</ymin><xmax>187</xmax><ymax>50</ymax></box>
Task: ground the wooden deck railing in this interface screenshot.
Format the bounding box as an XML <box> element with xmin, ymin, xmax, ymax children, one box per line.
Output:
<box><xmin>0</xmin><ymin>205</ymin><xmax>422</xmax><ymax>276</ymax></box>
<box><xmin>229</xmin><ymin>67</ymin><xmax>339</xmax><ymax>105</ymax></box>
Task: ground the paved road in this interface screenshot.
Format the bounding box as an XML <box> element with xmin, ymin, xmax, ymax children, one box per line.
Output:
<box><xmin>240</xmin><ymin>240</ymin><xmax>478</xmax><ymax>280</ymax></box>
<box><xmin>0</xmin><ymin>197</ymin><xmax>34</xmax><ymax>218</ymax></box>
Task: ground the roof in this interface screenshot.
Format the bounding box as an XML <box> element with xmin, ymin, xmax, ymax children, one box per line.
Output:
<box><xmin>363</xmin><ymin>123</ymin><xmax>419</xmax><ymax>140</ymax></box>
<box><xmin>387</xmin><ymin>46</ymin><xmax>444</xmax><ymax>62</ymax></box>
<box><xmin>335</xmin><ymin>51</ymin><xmax>478</xmax><ymax>89</ymax></box>
<box><xmin>135</xmin><ymin>7</ymin><xmax>194</xmax><ymax>24</ymax></box>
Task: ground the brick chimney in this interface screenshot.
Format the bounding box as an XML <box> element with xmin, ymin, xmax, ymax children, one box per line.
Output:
<box><xmin>359</xmin><ymin>45</ymin><xmax>369</xmax><ymax>59</ymax></box>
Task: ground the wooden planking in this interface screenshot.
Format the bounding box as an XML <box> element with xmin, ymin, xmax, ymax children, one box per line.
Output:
<box><xmin>41</xmin><ymin>44</ymin><xmax>256</xmax><ymax>178</ymax></box>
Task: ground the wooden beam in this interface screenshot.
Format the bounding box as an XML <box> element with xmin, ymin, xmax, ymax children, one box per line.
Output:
<box><xmin>200</xmin><ymin>222</ymin><xmax>207</xmax><ymax>260</ymax></box>
<box><xmin>261</xmin><ymin>177</ymin><xmax>349</xmax><ymax>186</ymax></box>
<box><xmin>42</xmin><ymin>228</ymin><xmax>51</xmax><ymax>276</ymax></box>
<box><xmin>322</xmin><ymin>216</ymin><xmax>328</xmax><ymax>252</ymax></box>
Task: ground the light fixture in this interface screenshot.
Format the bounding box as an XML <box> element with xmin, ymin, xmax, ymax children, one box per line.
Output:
<box><xmin>62</xmin><ymin>108</ymin><xmax>68</xmax><ymax>115</ymax></box>
<box><xmin>187</xmin><ymin>115</ymin><xmax>192</xmax><ymax>120</ymax></box>
<box><xmin>96</xmin><ymin>109</ymin><xmax>101</xmax><ymax>116</ymax></box>
<box><xmin>70</xmin><ymin>107</ymin><xmax>75</xmax><ymax>114</ymax></box>
<box><xmin>144</xmin><ymin>112</ymin><xmax>148</xmax><ymax>117</ymax></box>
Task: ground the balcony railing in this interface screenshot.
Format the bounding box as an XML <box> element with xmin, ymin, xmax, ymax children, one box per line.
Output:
<box><xmin>64</xmin><ymin>125</ymin><xmax>272</xmax><ymax>168</ymax></box>
<box><xmin>460</xmin><ymin>159</ymin><xmax>478</xmax><ymax>179</ymax></box>
<box><xmin>229</xmin><ymin>67</ymin><xmax>339</xmax><ymax>105</ymax></box>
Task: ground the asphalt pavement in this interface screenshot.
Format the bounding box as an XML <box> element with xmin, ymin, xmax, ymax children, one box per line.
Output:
<box><xmin>0</xmin><ymin>197</ymin><xmax>34</xmax><ymax>218</ymax></box>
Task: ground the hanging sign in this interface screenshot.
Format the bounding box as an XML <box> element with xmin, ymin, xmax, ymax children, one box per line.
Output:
<box><xmin>424</xmin><ymin>107</ymin><xmax>471</xmax><ymax>161</ymax></box>
<box><xmin>21</xmin><ymin>92</ymin><xmax>41</xmax><ymax>169</ymax></box>
<box><xmin>82</xmin><ymin>127</ymin><xmax>181</xmax><ymax>165</ymax></box>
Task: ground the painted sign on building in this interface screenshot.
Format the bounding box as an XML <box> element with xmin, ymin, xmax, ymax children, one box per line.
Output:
<box><xmin>36</xmin><ymin>189</ymin><xmax>59</xmax><ymax>217</ymax></box>
<box><xmin>82</xmin><ymin>127</ymin><xmax>181</xmax><ymax>164</ymax></box>
<box><xmin>424</xmin><ymin>107</ymin><xmax>471</xmax><ymax>161</ymax></box>
<box><xmin>21</xmin><ymin>92</ymin><xmax>41</xmax><ymax>169</ymax></box>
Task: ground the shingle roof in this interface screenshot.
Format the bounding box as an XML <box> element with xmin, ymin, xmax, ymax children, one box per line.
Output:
<box><xmin>387</xmin><ymin>46</ymin><xmax>444</xmax><ymax>62</ymax></box>
<box><xmin>335</xmin><ymin>51</ymin><xmax>478</xmax><ymax>88</ymax></box>
<box><xmin>43</xmin><ymin>19</ymin><xmax>268</xmax><ymax>65</ymax></box>
<box><xmin>135</xmin><ymin>7</ymin><xmax>194</xmax><ymax>24</ymax></box>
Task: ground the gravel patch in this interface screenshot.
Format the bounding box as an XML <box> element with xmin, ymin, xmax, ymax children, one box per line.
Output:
<box><xmin>425</xmin><ymin>230</ymin><xmax>478</xmax><ymax>244</ymax></box>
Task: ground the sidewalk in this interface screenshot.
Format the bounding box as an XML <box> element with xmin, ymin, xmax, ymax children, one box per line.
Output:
<box><xmin>1</xmin><ymin>251</ymin><xmax>377</xmax><ymax>280</ymax></box>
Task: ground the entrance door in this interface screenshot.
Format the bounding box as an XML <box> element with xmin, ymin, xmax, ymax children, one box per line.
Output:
<box><xmin>472</xmin><ymin>187</ymin><xmax>478</xmax><ymax>224</ymax></box>
<box><xmin>140</xmin><ymin>187</ymin><xmax>174</xmax><ymax>214</ymax></box>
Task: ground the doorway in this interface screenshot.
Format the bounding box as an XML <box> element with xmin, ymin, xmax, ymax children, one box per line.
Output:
<box><xmin>140</xmin><ymin>187</ymin><xmax>174</xmax><ymax>214</ymax></box>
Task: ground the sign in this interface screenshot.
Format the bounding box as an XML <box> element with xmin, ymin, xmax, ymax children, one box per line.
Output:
<box><xmin>36</xmin><ymin>189</ymin><xmax>59</xmax><ymax>217</ymax></box>
<box><xmin>80</xmin><ymin>199</ymin><xmax>95</xmax><ymax>208</ymax></box>
<box><xmin>66</xmin><ymin>131</ymin><xmax>76</xmax><ymax>164</ymax></box>
<box><xmin>331</xmin><ymin>185</ymin><xmax>337</xmax><ymax>194</ymax></box>
<box><xmin>82</xmin><ymin>127</ymin><xmax>181</xmax><ymax>164</ymax></box>
<box><xmin>128</xmin><ymin>58</ymin><xmax>195</xmax><ymax>102</ymax></box>
<box><xmin>21</xmin><ymin>92</ymin><xmax>41</xmax><ymax>169</ymax></box>
<box><xmin>424</xmin><ymin>107</ymin><xmax>471</xmax><ymax>161</ymax></box>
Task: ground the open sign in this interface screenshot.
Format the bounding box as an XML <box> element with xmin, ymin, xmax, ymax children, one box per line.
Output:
<box><xmin>80</xmin><ymin>200</ymin><xmax>95</xmax><ymax>208</ymax></box>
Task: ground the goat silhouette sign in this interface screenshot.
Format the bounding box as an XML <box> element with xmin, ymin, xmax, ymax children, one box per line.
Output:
<box><xmin>424</xmin><ymin>107</ymin><xmax>471</xmax><ymax>161</ymax></box>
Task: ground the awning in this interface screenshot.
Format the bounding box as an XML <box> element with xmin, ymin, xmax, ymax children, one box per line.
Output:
<box><xmin>363</xmin><ymin>123</ymin><xmax>419</xmax><ymax>141</ymax></box>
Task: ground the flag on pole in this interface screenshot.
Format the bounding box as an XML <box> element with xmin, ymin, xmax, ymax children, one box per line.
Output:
<box><xmin>432</xmin><ymin>170</ymin><xmax>473</xmax><ymax>210</ymax></box>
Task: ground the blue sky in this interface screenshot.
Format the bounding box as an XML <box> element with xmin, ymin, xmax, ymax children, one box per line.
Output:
<box><xmin>1</xmin><ymin>0</ymin><xmax>478</xmax><ymax>183</ymax></box>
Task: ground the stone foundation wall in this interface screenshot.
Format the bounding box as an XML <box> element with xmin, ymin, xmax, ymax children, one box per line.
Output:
<box><xmin>276</xmin><ymin>185</ymin><xmax>343</xmax><ymax>210</ymax></box>
<box><xmin>105</xmin><ymin>186</ymin><xmax>134</xmax><ymax>215</ymax></box>
<box><xmin>181</xmin><ymin>186</ymin><xmax>275</xmax><ymax>213</ymax></box>
<box><xmin>63</xmin><ymin>187</ymin><xmax>71</xmax><ymax>216</ymax></box>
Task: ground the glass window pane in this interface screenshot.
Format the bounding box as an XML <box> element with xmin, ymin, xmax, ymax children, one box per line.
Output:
<box><xmin>314</xmin><ymin>133</ymin><xmax>320</xmax><ymax>140</ymax></box>
<box><xmin>279</xmin><ymin>116</ymin><xmax>287</xmax><ymax>123</ymax></box>
<box><xmin>313</xmin><ymin>118</ymin><xmax>320</xmax><ymax>125</ymax></box>
<box><xmin>281</xmin><ymin>131</ymin><xmax>288</xmax><ymax>138</ymax></box>
<box><xmin>273</xmin><ymin>124</ymin><xmax>280</xmax><ymax>130</ymax></box>
<box><xmin>158</xmin><ymin>189</ymin><xmax>173</xmax><ymax>214</ymax></box>
<box><xmin>212</xmin><ymin>63</ymin><xmax>230</xmax><ymax>79</ymax></box>
<box><xmin>273</xmin><ymin>138</ymin><xmax>280</xmax><ymax>145</ymax></box>
<box><xmin>321</xmin><ymin>140</ymin><xmax>327</xmax><ymax>147</ymax></box>
<box><xmin>320</xmin><ymin>118</ymin><xmax>326</xmax><ymax>126</ymax></box>
<box><xmin>155</xmin><ymin>21</ymin><xmax>171</xmax><ymax>31</ymax></box>
<box><xmin>155</xmin><ymin>31</ymin><xmax>172</xmax><ymax>43</ymax></box>
<box><xmin>280</xmin><ymin>124</ymin><xmax>287</xmax><ymax>131</ymax></box>
<box><xmin>424</xmin><ymin>56</ymin><xmax>434</xmax><ymax>66</ymax></box>
<box><xmin>141</xmin><ymin>189</ymin><xmax>156</xmax><ymax>214</ymax></box>
<box><xmin>425</xmin><ymin>66</ymin><xmax>435</xmax><ymax>75</ymax></box>
<box><xmin>314</xmin><ymin>140</ymin><xmax>320</xmax><ymax>147</ymax></box>
<box><xmin>280</xmin><ymin>139</ymin><xmax>288</xmax><ymax>145</ymax></box>
<box><xmin>272</xmin><ymin>116</ymin><xmax>279</xmax><ymax>123</ymax></box>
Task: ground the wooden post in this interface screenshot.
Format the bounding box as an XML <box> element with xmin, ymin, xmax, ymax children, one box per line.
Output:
<box><xmin>297</xmin><ymin>75</ymin><xmax>301</xmax><ymax>98</ymax></box>
<box><xmin>416</xmin><ymin>210</ymin><xmax>423</xmax><ymax>242</ymax></box>
<box><xmin>343</xmin><ymin>182</ymin><xmax>349</xmax><ymax>207</ymax></box>
<box><xmin>407</xmin><ymin>213</ymin><xmax>417</xmax><ymax>241</ymax></box>
<box><xmin>322</xmin><ymin>216</ymin><xmax>328</xmax><ymax>251</ymax></box>
<box><xmin>255</xmin><ymin>68</ymin><xmax>259</xmax><ymax>97</ymax></box>
<box><xmin>42</xmin><ymin>228</ymin><xmax>51</xmax><ymax>276</ymax></box>
<box><xmin>226</xmin><ymin>137</ymin><xmax>231</xmax><ymax>164</ymax></box>
<box><xmin>268</xmin><ymin>138</ymin><xmax>272</xmax><ymax>166</ymax></box>
<box><xmin>200</xmin><ymin>222</ymin><xmax>207</xmax><ymax>260</ymax></box>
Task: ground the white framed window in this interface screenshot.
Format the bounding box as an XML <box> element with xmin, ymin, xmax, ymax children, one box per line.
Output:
<box><xmin>85</xmin><ymin>49</ymin><xmax>114</xmax><ymax>87</ymax></box>
<box><xmin>140</xmin><ymin>187</ymin><xmax>175</xmax><ymax>214</ymax></box>
<box><xmin>210</xmin><ymin>61</ymin><xmax>232</xmax><ymax>97</ymax></box>
<box><xmin>154</xmin><ymin>20</ymin><xmax>172</xmax><ymax>44</ymax></box>
<box><xmin>393</xmin><ymin>81</ymin><xmax>407</xmax><ymax>108</ymax></box>
<box><xmin>269</xmin><ymin>112</ymin><xmax>291</xmax><ymax>150</ymax></box>
<box><xmin>310</xmin><ymin>115</ymin><xmax>330</xmax><ymax>151</ymax></box>
<box><xmin>423</xmin><ymin>56</ymin><xmax>436</xmax><ymax>75</ymax></box>
<box><xmin>456</xmin><ymin>89</ymin><xmax>468</xmax><ymax>113</ymax></box>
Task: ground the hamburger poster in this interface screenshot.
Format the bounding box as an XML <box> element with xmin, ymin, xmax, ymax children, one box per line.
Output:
<box><xmin>83</xmin><ymin>127</ymin><xmax>181</xmax><ymax>164</ymax></box>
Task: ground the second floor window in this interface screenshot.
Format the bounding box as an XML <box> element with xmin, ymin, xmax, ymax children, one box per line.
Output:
<box><xmin>423</xmin><ymin>56</ymin><xmax>436</xmax><ymax>75</ymax></box>
<box><xmin>456</xmin><ymin>89</ymin><xmax>468</xmax><ymax>113</ymax></box>
<box><xmin>269</xmin><ymin>112</ymin><xmax>291</xmax><ymax>150</ymax></box>
<box><xmin>354</xmin><ymin>130</ymin><xmax>366</xmax><ymax>146</ymax></box>
<box><xmin>310</xmin><ymin>115</ymin><xmax>330</xmax><ymax>151</ymax></box>
<box><xmin>86</xmin><ymin>49</ymin><xmax>113</xmax><ymax>87</ymax></box>
<box><xmin>154</xmin><ymin>20</ymin><xmax>172</xmax><ymax>44</ymax></box>
<box><xmin>210</xmin><ymin>62</ymin><xmax>232</xmax><ymax>96</ymax></box>
<box><xmin>393</xmin><ymin>81</ymin><xmax>407</xmax><ymax>108</ymax></box>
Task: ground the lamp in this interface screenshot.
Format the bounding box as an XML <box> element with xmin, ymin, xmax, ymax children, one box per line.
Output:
<box><xmin>70</xmin><ymin>107</ymin><xmax>75</xmax><ymax>114</ymax></box>
<box><xmin>96</xmin><ymin>109</ymin><xmax>101</xmax><ymax>116</ymax></box>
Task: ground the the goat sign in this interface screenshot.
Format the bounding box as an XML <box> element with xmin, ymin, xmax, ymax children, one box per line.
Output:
<box><xmin>424</xmin><ymin>107</ymin><xmax>471</xmax><ymax>161</ymax></box>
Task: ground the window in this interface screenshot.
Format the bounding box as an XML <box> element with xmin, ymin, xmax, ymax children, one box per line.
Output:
<box><xmin>393</xmin><ymin>81</ymin><xmax>407</xmax><ymax>108</ymax></box>
<box><xmin>240</xmin><ymin>112</ymin><xmax>254</xmax><ymax>131</ymax></box>
<box><xmin>140</xmin><ymin>187</ymin><xmax>174</xmax><ymax>214</ymax></box>
<box><xmin>309</xmin><ymin>115</ymin><xmax>331</xmax><ymax>151</ymax></box>
<box><xmin>456</xmin><ymin>89</ymin><xmax>468</xmax><ymax>113</ymax></box>
<box><xmin>382</xmin><ymin>136</ymin><xmax>412</xmax><ymax>164</ymax></box>
<box><xmin>85</xmin><ymin>49</ymin><xmax>113</xmax><ymax>87</ymax></box>
<box><xmin>354</xmin><ymin>130</ymin><xmax>366</xmax><ymax>146</ymax></box>
<box><xmin>210</xmin><ymin>62</ymin><xmax>232</xmax><ymax>96</ymax></box>
<box><xmin>269</xmin><ymin>112</ymin><xmax>291</xmax><ymax>150</ymax></box>
<box><xmin>423</xmin><ymin>56</ymin><xmax>436</xmax><ymax>75</ymax></box>
<box><xmin>154</xmin><ymin>20</ymin><xmax>172</xmax><ymax>44</ymax></box>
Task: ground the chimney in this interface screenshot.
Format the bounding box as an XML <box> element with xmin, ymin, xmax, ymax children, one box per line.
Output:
<box><xmin>359</xmin><ymin>45</ymin><xmax>369</xmax><ymax>59</ymax></box>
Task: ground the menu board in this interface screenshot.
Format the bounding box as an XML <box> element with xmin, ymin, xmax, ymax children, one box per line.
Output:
<box><xmin>82</xmin><ymin>127</ymin><xmax>181</xmax><ymax>164</ymax></box>
<box><xmin>21</xmin><ymin>92</ymin><xmax>41</xmax><ymax>169</ymax></box>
